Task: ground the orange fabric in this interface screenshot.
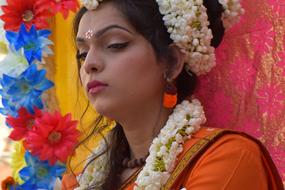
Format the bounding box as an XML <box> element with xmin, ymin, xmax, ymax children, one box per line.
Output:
<box><xmin>125</xmin><ymin>128</ymin><xmax>283</xmax><ymax>190</ymax></box>
<box><xmin>61</xmin><ymin>128</ymin><xmax>283</xmax><ymax>190</ymax></box>
<box><xmin>176</xmin><ymin>129</ymin><xmax>280</xmax><ymax>190</ymax></box>
<box><xmin>61</xmin><ymin>173</ymin><xmax>79</xmax><ymax>190</ymax></box>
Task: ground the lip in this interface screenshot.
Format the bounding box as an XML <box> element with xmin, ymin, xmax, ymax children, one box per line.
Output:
<box><xmin>87</xmin><ymin>80</ymin><xmax>108</xmax><ymax>94</ymax></box>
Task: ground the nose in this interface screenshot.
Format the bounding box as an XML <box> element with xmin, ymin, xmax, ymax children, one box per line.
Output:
<box><xmin>83</xmin><ymin>48</ymin><xmax>104</xmax><ymax>74</ymax></box>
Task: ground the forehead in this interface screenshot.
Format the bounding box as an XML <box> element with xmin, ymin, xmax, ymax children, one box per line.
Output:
<box><xmin>77</xmin><ymin>3</ymin><xmax>135</xmax><ymax>38</ymax></box>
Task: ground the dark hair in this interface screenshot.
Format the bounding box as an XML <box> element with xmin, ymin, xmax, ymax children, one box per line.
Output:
<box><xmin>72</xmin><ymin>0</ymin><xmax>225</xmax><ymax>189</ymax></box>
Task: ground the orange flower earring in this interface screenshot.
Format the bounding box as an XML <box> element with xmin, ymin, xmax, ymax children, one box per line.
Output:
<box><xmin>163</xmin><ymin>78</ymin><xmax>177</xmax><ymax>108</ymax></box>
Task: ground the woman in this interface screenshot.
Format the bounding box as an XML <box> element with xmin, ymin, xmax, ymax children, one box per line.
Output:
<box><xmin>62</xmin><ymin>0</ymin><xmax>284</xmax><ymax>189</ymax></box>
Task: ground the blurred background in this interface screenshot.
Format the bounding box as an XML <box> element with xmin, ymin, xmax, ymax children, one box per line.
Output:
<box><xmin>0</xmin><ymin>113</ymin><xmax>12</xmax><ymax>182</ymax></box>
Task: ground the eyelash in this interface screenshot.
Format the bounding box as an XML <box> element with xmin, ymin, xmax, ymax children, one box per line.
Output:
<box><xmin>76</xmin><ymin>52</ymin><xmax>87</xmax><ymax>65</ymax></box>
<box><xmin>107</xmin><ymin>42</ymin><xmax>129</xmax><ymax>49</ymax></box>
<box><xmin>77</xmin><ymin>42</ymin><xmax>129</xmax><ymax>64</ymax></box>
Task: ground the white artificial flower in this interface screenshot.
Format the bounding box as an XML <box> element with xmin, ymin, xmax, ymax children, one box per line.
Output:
<box><xmin>53</xmin><ymin>178</ymin><xmax>62</xmax><ymax>190</ymax></box>
<box><xmin>0</xmin><ymin>51</ymin><xmax>29</xmax><ymax>78</ymax></box>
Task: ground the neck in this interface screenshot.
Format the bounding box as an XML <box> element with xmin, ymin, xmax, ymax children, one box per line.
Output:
<box><xmin>117</xmin><ymin>101</ymin><xmax>172</xmax><ymax>159</ymax></box>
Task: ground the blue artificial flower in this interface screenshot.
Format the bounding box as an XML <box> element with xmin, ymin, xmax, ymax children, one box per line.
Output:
<box><xmin>17</xmin><ymin>152</ymin><xmax>66</xmax><ymax>190</ymax></box>
<box><xmin>0</xmin><ymin>63</ymin><xmax>54</xmax><ymax>116</ymax></box>
<box><xmin>6</xmin><ymin>24</ymin><xmax>53</xmax><ymax>64</ymax></box>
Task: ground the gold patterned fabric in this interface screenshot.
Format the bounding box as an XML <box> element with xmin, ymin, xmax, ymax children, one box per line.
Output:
<box><xmin>195</xmin><ymin>0</ymin><xmax>285</xmax><ymax>184</ymax></box>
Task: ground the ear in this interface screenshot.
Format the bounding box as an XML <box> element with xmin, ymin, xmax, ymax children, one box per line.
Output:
<box><xmin>166</xmin><ymin>44</ymin><xmax>186</xmax><ymax>80</ymax></box>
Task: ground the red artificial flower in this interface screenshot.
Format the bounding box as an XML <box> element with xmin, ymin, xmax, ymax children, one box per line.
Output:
<box><xmin>50</xmin><ymin>0</ymin><xmax>79</xmax><ymax>19</ymax></box>
<box><xmin>0</xmin><ymin>0</ymin><xmax>53</xmax><ymax>31</ymax></box>
<box><xmin>7</xmin><ymin>107</ymin><xmax>42</xmax><ymax>141</ymax></box>
<box><xmin>25</xmin><ymin>112</ymin><xmax>80</xmax><ymax>165</ymax></box>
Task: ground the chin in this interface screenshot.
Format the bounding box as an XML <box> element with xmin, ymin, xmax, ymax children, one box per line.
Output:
<box><xmin>90</xmin><ymin>99</ymin><xmax>117</xmax><ymax>119</ymax></box>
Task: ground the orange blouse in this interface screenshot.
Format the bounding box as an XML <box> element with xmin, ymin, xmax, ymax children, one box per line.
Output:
<box><xmin>61</xmin><ymin>128</ymin><xmax>284</xmax><ymax>190</ymax></box>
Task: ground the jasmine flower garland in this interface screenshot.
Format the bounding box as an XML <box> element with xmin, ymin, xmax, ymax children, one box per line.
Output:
<box><xmin>80</xmin><ymin>0</ymin><xmax>244</xmax><ymax>75</ymax></box>
<box><xmin>75</xmin><ymin>99</ymin><xmax>206</xmax><ymax>189</ymax></box>
<box><xmin>156</xmin><ymin>0</ymin><xmax>215</xmax><ymax>75</ymax></box>
<box><xmin>134</xmin><ymin>99</ymin><xmax>206</xmax><ymax>190</ymax></box>
<box><xmin>218</xmin><ymin>0</ymin><xmax>245</xmax><ymax>29</ymax></box>
<box><xmin>75</xmin><ymin>137</ymin><xmax>110</xmax><ymax>190</ymax></box>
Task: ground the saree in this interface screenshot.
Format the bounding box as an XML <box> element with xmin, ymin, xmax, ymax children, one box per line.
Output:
<box><xmin>61</xmin><ymin>128</ymin><xmax>283</xmax><ymax>190</ymax></box>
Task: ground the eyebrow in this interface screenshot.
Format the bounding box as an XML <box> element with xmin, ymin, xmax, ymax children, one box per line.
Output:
<box><xmin>76</xmin><ymin>25</ymin><xmax>133</xmax><ymax>43</ymax></box>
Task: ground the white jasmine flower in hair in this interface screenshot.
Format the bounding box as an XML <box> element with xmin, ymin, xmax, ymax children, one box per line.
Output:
<box><xmin>218</xmin><ymin>0</ymin><xmax>245</xmax><ymax>29</ymax></box>
<box><xmin>80</xmin><ymin>0</ymin><xmax>243</xmax><ymax>75</ymax></box>
<box><xmin>81</xmin><ymin>0</ymin><xmax>103</xmax><ymax>10</ymax></box>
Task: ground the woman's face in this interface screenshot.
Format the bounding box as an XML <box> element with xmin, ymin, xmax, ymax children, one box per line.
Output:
<box><xmin>76</xmin><ymin>3</ymin><xmax>166</xmax><ymax>119</ymax></box>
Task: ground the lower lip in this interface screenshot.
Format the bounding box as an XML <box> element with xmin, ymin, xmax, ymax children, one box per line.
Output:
<box><xmin>88</xmin><ymin>85</ymin><xmax>107</xmax><ymax>95</ymax></box>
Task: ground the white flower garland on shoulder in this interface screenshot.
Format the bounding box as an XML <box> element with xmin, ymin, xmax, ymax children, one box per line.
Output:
<box><xmin>134</xmin><ymin>99</ymin><xmax>206</xmax><ymax>189</ymax></box>
<box><xmin>80</xmin><ymin>0</ymin><xmax>244</xmax><ymax>76</ymax></box>
<box><xmin>75</xmin><ymin>137</ymin><xmax>110</xmax><ymax>190</ymax></box>
<box><xmin>75</xmin><ymin>99</ymin><xmax>206</xmax><ymax>189</ymax></box>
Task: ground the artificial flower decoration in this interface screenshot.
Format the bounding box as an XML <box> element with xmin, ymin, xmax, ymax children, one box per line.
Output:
<box><xmin>0</xmin><ymin>51</ymin><xmax>29</xmax><ymax>78</ymax></box>
<box><xmin>0</xmin><ymin>0</ymin><xmax>53</xmax><ymax>32</ymax></box>
<box><xmin>1</xmin><ymin>176</ymin><xmax>15</xmax><ymax>190</ymax></box>
<box><xmin>6</xmin><ymin>24</ymin><xmax>53</xmax><ymax>64</ymax></box>
<box><xmin>0</xmin><ymin>63</ymin><xmax>54</xmax><ymax>117</ymax></box>
<box><xmin>25</xmin><ymin>112</ymin><xmax>80</xmax><ymax>165</ymax></box>
<box><xmin>7</xmin><ymin>107</ymin><xmax>42</xmax><ymax>141</ymax></box>
<box><xmin>0</xmin><ymin>39</ymin><xmax>8</xmax><ymax>54</ymax></box>
<box><xmin>18</xmin><ymin>152</ymin><xmax>66</xmax><ymax>190</ymax></box>
<box><xmin>50</xmin><ymin>0</ymin><xmax>80</xmax><ymax>19</ymax></box>
<box><xmin>11</xmin><ymin>142</ymin><xmax>26</xmax><ymax>185</ymax></box>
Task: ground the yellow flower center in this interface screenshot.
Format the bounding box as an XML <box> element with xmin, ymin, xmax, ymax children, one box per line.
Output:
<box><xmin>48</xmin><ymin>131</ymin><xmax>62</xmax><ymax>144</ymax></box>
<box><xmin>22</xmin><ymin>10</ymin><xmax>34</xmax><ymax>22</ymax></box>
<box><xmin>21</xmin><ymin>83</ymin><xmax>30</xmax><ymax>93</ymax></box>
<box><xmin>37</xmin><ymin>167</ymin><xmax>48</xmax><ymax>178</ymax></box>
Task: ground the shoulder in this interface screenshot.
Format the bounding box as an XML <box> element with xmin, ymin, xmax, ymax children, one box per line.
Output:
<box><xmin>178</xmin><ymin>127</ymin><xmax>271</xmax><ymax>189</ymax></box>
<box><xmin>190</xmin><ymin>127</ymin><xmax>262</xmax><ymax>157</ymax></box>
<box><xmin>177</xmin><ymin>127</ymin><xmax>264</xmax><ymax>168</ymax></box>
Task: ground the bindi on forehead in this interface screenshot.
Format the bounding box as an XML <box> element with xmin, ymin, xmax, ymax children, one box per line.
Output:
<box><xmin>77</xmin><ymin>24</ymin><xmax>134</xmax><ymax>43</ymax></box>
<box><xmin>85</xmin><ymin>29</ymin><xmax>94</xmax><ymax>40</ymax></box>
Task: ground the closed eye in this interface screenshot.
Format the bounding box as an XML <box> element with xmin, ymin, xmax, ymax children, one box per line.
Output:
<box><xmin>107</xmin><ymin>42</ymin><xmax>129</xmax><ymax>49</ymax></box>
<box><xmin>76</xmin><ymin>52</ymin><xmax>88</xmax><ymax>65</ymax></box>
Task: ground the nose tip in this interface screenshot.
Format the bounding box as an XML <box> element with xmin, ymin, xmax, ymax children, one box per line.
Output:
<box><xmin>85</xmin><ymin>63</ymin><xmax>99</xmax><ymax>74</ymax></box>
<box><xmin>83</xmin><ymin>52</ymin><xmax>103</xmax><ymax>74</ymax></box>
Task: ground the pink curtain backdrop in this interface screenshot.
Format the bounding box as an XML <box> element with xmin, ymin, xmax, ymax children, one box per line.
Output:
<box><xmin>195</xmin><ymin>0</ymin><xmax>285</xmax><ymax>183</ymax></box>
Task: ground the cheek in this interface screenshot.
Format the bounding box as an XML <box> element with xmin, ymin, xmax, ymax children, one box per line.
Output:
<box><xmin>107</xmin><ymin>49</ymin><xmax>164</xmax><ymax>98</ymax></box>
<box><xmin>79</xmin><ymin>66</ymin><xmax>88</xmax><ymax>89</ymax></box>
